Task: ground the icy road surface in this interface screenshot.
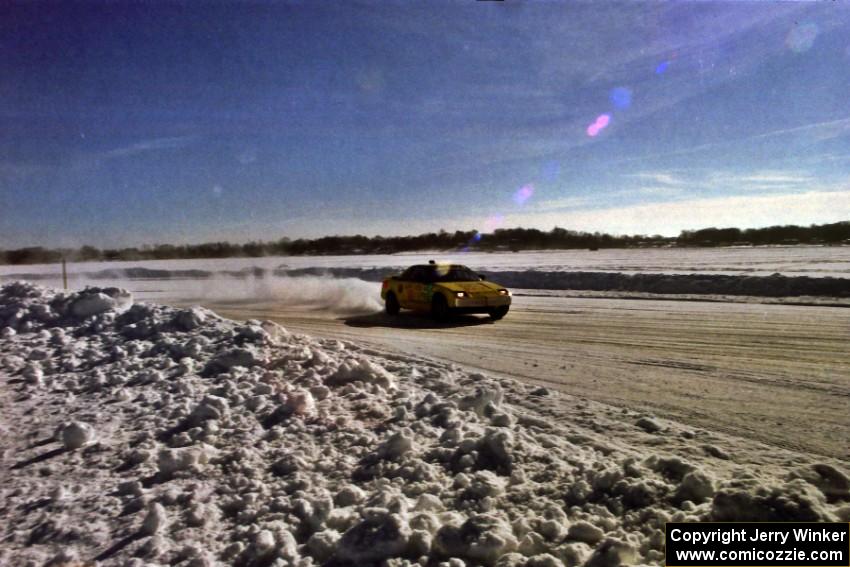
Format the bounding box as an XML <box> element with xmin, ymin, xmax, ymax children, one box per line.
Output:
<box><xmin>197</xmin><ymin>295</ymin><xmax>850</xmax><ymax>461</ymax></box>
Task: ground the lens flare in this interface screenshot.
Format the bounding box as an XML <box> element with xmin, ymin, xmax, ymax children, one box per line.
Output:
<box><xmin>610</xmin><ymin>87</ymin><xmax>632</xmax><ymax>109</ymax></box>
<box><xmin>586</xmin><ymin>114</ymin><xmax>611</xmax><ymax>137</ymax></box>
<box><xmin>513</xmin><ymin>184</ymin><xmax>534</xmax><ymax>205</ymax></box>
<box><xmin>484</xmin><ymin>214</ymin><xmax>504</xmax><ymax>232</ymax></box>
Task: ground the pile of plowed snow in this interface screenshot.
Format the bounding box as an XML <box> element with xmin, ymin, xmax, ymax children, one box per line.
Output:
<box><xmin>8</xmin><ymin>265</ymin><xmax>850</xmax><ymax>299</ymax></box>
<box><xmin>275</xmin><ymin>268</ymin><xmax>850</xmax><ymax>299</ymax></box>
<box><xmin>1</xmin><ymin>282</ymin><xmax>848</xmax><ymax>567</ymax></box>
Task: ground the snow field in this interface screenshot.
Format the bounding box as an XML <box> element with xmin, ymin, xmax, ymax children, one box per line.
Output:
<box><xmin>0</xmin><ymin>281</ymin><xmax>848</xmax><ymax>567</ymax></box>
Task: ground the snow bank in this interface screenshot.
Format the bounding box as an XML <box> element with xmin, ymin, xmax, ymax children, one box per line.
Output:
<box><xmin>6</xmin><ymin>264</ymin><xmax>850</xmax><ymax>300</ymax></box>
<box><xmin>1</xmin><ymin>281</ymin><xmax>847</xmax><ymax>566</ymax></box>
<box><xmin>276</xmin><ymin>268</ymin><xmax>850</xmax><ymax>299</ymax></box>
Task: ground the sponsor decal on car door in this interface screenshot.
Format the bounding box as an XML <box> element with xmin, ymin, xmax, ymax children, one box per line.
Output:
<box><xmin>405</xmin><ymin>282</ymin><xmax>421</xmax><ymax>306</ymax></box>
<box><xmin>402</xmin><ymin>267</ymin><xmax>424</xmax><ymax>308</ymax></box>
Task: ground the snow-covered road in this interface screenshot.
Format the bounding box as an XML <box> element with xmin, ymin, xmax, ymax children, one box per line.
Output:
<box><xmin>199</xmin><ymin>295</ymin><xmax>850</xmax><ymax>461</ymax></box>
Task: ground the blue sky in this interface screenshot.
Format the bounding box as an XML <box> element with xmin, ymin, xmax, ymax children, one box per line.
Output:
<box><xmin>2</xmin><ymin>1</ymin><xmax>850</xmax><ymax>248</ymax></box>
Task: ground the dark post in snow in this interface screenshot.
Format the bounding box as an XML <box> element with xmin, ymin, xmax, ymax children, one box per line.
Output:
<box><xmin>62</xmin><ymin>258</ymin><xmax>68</xmax><ymax>290</ymax></box>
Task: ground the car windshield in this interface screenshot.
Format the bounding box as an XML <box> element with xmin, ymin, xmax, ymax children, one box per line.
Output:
<box><xmin>429</xmin><ymin>265</ymin><xmax>480</xmax><ymax>282</ymax></box>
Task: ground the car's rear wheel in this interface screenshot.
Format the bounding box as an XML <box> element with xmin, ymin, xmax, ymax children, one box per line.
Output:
<box><xmin>488</xmin><ymin>305</ymin><xmax>509</xmax><ymax>320</ymax></box>
<box><xmin>385</xmin><ymin>292</ymin><xmax>400</xmax><ymax>315</ymax></box>
<box><xmin>432</xmin><ymin>294</ymin><xmax>449</xmax><ymax>321</ymax></box>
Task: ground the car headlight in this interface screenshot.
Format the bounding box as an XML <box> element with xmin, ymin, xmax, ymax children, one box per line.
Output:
<box><xmin>498</xmin><ymin>289</ymin><xmax>510</xmax><ymax>296</ymax></box>
<box><xmin>455</xmin><ymin>291</ymin><xmax>467</xmax><ymax>298</ymax></box>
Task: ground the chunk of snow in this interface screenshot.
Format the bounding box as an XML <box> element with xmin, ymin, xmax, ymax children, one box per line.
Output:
<box><xmin>635</xmin><ymin>416</ymin><xmax>662</xmax><ymax>433</ymax></box>
<box><xmin>327</xmin><ymin>358</ymin><xmax>395</xmax><ymax>390</ymax></box>
<box><xmin>794</xmin><ymin>463</ymin><xmax>850</xmax><ymax>501</ymax></box>
<box><xmin>435</xmin><ymin>513</ymin><xmax>518</xmax><ymax>565</ymax></box>
<box><xmin>141</xmin><ymin>502</ymin><xmax>168</xmax><ymax>536</ymax></box>
<box><xmin>378</xmin><ymin>428</ymin><xmax>414</xmax><ymax>461</ymax></box>
<box><xmin>69</xmin><ymin>288</ymin><xmax>132</xmax><ymax>319</ymax></box>
<box><xmin>336</xmin><ymin>510</ymin><xmax>411</xmax><ymax>563</ymax></box>
<box><xmin>157</xmin><ymin>447</ymin><xmax>204</xmax><ymax>476</ymax></box>
<box><xmin>567</xmin><ymin>521</ymin><xmax>604</xmax><ymax>545</ymax></box>
<box><xmin>677</xmin><ymin>471</ymin><xmax>716</xmax><ymax>503</ymax></box>
<box><xmin>188</xmin><ymin>395</ymin><xmax>230</xmax><ymax>425</ymax></box>
<box><xmin>458</xmin><ymin>382</ymin><xmax>504</xmax><ymax>416</ymax></box>
<box><xmin>307</xmin><ymin>529</ymin><xmax>341</xmax><ymax>563</ymax></box>
<box><xmin>585</xmin><ymin>538</ymin><xmax>636</xmax><ymax>567</ymax></box>
<box><xmin>205</xmin><ymin>347</ymin><xmax>268</xmax><ymax>373</ymax></box>
<box><xmin>711</xmin><ymin>479</ymin><xmax>833</xmax><ymax>521</ymax></box>
<box><xmin>59</xmin><ymin>421</ymin><xmax>95</xmax><ymax>450</ymax></box>
<box><xmin>173</xmin><ymin>307</ymin><xmax>207</xmax><ymax>331</ymax></box>
<box><xmin>284</xmin><ymin>389</ymin><xmax>316</xmax><ymax>417</ymax></box>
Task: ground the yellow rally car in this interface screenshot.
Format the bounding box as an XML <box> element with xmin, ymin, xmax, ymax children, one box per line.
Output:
<box><xmin>381</xmin><ymin>261</ymin><xmax>511</xmax><ymax>321</ymax></box>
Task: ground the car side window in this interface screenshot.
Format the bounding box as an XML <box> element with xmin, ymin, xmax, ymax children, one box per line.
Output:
<box><xmin>420</xmin><ymin>267</ymin><xmax>438</xmax><ymax>283</ymax></box>
<box><xmin>403</xmin><ymin>267</ymin><xmax>422</xmax><ymax>282</ymax></box>
<box><xmin>400</xmin><ymin>266</ymin><xmax>437</xmax><ymax>283</ymax></box>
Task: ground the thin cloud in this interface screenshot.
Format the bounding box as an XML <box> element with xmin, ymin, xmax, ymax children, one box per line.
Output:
<box><xmin>705</xmin><ymin>169</ymin><xmax>815</xmax><ymax>192</ymax></box>
<box><xmin>748</xmin><ymin>117</ymin><xmax>850</xmax><ymax>143</ymax></box>
<box><xmin>633</xmin><ymin>186</ymin><xmax>684</xmax><ymax>198</ymax></box>
<box><xmin>626</xmin><ymin>172</ymin><xmax>683</xmax><ymax>186</ymax></box>
<box><xmin>621</xmin><ymin>118</ymin><xmax>850</xmax><ymax>164</ymax></box>
<box><xmin>736</xmin><ymin>172</ymin><xmax>812</xmax><ymax>184</ymax></box>
<box><xmin>623</xmin><ymin>168</ymin><xmax>815</xmax><ymax>193</ymax></box>
<box><xmin>103</xmin><ymin>136</ymin><xmax>198</xmax><ymax>159</ymax></box>
<box><xmin>523</xmin><ymin>196</ymin><xmax>595</xmax><ymax>213</ymax></box>
<box><xmin>67</xmin><ymin>136</ymin><xmax>200</xmax><ymax>171</ymax></box>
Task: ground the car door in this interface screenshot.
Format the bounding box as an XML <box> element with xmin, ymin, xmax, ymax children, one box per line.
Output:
<box><xmin>392</xmin><ymin>268</ymin><xmax>412</xmax><ymax>309</ymax></box>
<box><xmin>403</xmin><ymin>267</ymin><xmax>427</xmax><ymax>309</ymax></box>
<box><xmin>395</xmin><ymin>267</ymin><xmax>422</xmax><ymax>309</ymax></box>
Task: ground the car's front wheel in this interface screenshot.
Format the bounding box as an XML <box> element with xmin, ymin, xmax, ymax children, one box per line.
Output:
<box><xmin>488</xmin><ymin>305</ymin><xmax>509</xmax><ymax>320</ymax></box>
<box><xmin>432</xmin><ymin>294</ymin><xmax>449</xmax><ymax>321</ymax></box>
<box><xmin>385</xmin><ymin>292</ymin><xmax>400</xmax><ymax>315</ymax></box>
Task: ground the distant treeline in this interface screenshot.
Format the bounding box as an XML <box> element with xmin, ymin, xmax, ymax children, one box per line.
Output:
<box><xmin>2</xmin><ymin>221</ymin><xmax>849</xmax><ymax>265</ymax></box>
<box><xmin>678</xmin><ymin>221</ymin><xmax>850</xmax><ymax>246</ymax></box>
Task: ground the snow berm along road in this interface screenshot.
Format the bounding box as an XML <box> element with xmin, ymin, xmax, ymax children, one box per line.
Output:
<box><xmin>1</xmin><ymin>282</ymin><xmax>848</xmax><ymax>566</ymax></box>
